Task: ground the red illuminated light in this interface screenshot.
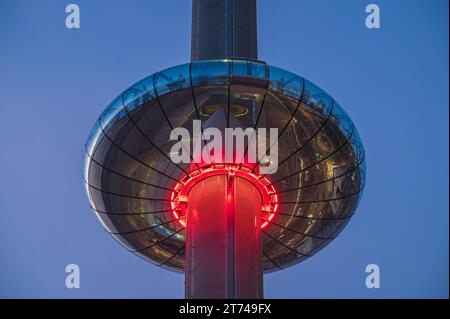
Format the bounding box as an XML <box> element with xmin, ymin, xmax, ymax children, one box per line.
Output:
<box><xmin>170</xmin><ymin>164</ymin><xmax>279</xmax><ymax>229</ymax></box>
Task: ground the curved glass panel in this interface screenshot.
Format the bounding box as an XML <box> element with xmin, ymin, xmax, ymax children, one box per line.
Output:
<box><xmin>122</xmin><ymin>75</ymin><xmax>155</xmax><ymax>113</ymax></box>
<box><xmin>232</xmin><ymin>60</ymin><xmax>267</xmax><ymax>79</ymax></box>
<box><xmin>330</xmin><ymin>102</ymin><xmax>354</xmax><ymax>138</ymax></box>
<box><xmin>302</xmin><ymin>80</ymin><xmax>334</xmax><ymax>116</ymax></box>
<box><xmin>268</xmin><ymin>66</ymin><xmax>304</xmax><ymax>100</ymax></box>
<box><xmin>349</xmin><ymin>127</ymin><xmax>365</xmax><ymax>163</ymax></box>
<box><xmin>191</xmin><ymin>60</ymin><xmax>229</xmax><ymax>86</ymax></box>
<box><xmin>98</xmin><ymin>94</ymin><xmax>125</xmax><ymax>132</ymax></box>
<box><xmin>155</xmin><ymin>64</ymin><xmax>190</xmax><ymax>96</ymax></box>
<box><xmin>357</xmin><ymin>158</ymin><xmax>367</xmax><ymax>189</ymax></box>
<box><xmin>85</xmin><ymin>120</ymin><xmax>102</xmax><ymax>157</ymax></box>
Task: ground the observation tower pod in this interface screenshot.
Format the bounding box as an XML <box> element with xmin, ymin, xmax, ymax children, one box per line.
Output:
<box><xmin>84</xmin><ymin>0</ymin><xmax>366</xmax><ymax>299</ymax></box>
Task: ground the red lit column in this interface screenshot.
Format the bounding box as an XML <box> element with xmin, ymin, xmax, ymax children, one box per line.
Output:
<box><xmin>185</xmin><ymin>171</ymin><xmax>263</xmax><ymax>299</ymax></box>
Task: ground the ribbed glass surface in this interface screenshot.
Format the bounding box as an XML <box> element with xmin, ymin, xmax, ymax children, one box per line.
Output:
<box><xmin>84</xmin><ymin>59</ymin><xmax>366</xmax><ymax>272</ymax></box>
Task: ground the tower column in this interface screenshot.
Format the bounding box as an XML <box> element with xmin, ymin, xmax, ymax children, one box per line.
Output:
<box><xmin>185</xmin><ymin>172</ymin><xmax>263</xmax><ymax>299</ymax></box>
<box><xmin>191</xmin><ymin>0</ymin><xmax>258</xmax><ymax>61</ymax></box>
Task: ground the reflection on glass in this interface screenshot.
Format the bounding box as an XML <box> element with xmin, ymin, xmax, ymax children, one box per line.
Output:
<box><xmin>122</xmin><ymin>75</ymin><xmax>155</xmax><ymax>112</ymax></box>
<box><xmin>191</xmin><ymin>60</ymin><xmax>229</xmax><ymax>86</ymax></box>
<box><xmin>98</xmin><ymin>95</ymin><xmax>124</xmax><ymax>131</ymax></box>
<box><xmin>268</xmin><ymin>66</ymin><xmax>304</xmax><ymax>99</ymax></box>
<box><xmin>232</xmin><ymin>60</ymin><xmax>267</xmax><ymax>79</ymax></box>
<box><xmin>155</xmin><ymin>64</ymin><xmax>190</xmax><ymax>95</ymax></box>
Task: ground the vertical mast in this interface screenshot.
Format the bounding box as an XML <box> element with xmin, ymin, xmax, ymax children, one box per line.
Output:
<box><xmin>191</xmin><ymin>0</ymin><xmax>258</xmax><ymax>61</ymax></box>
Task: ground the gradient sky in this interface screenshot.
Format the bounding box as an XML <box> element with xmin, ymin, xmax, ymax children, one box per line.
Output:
<box><xmin>0</xmin><ymin>0</ymin><xmax>448</xmax><ymax>298</ymax></box>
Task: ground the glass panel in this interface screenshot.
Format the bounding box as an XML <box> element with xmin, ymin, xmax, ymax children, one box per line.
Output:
<box><xmin>229</xmin><ymin>86</ymin><xmax>266</xmax><ymax>128</ymax></box>
<box><xmin>192</xmin><ymin>85</ymin><xmax>228</xmax><ymax>122</ymax></box>
<box><xmin>354</xmin><ymin>161</ymin><xmax>367</xmax><ymax>210</ymax></box>
<box><xmin>249</xmin><ymin>61</ymin><xmax>267</xmax><ymax>79</ymax></box>
<box><xmin>357</xmin><ymin>158</ymin><xmax>367</xmax><ymax>189</ymax></box>
<box><xmin>232</xmin><ymin>60</ymin><xmax>267</xmax><ymax>79</ymax></box>
<box><xmin>330</xmin><ymin>102</ymin><xmax>354</xmax><ymax>138</ymax></box>
<box><xmin>85</xmin><ymin>120</ymin><xmax>102</xmax><ymax>157</ymax></box>
<box><xmin>191</xmin><ymin>60</ymin><xmax>229</xmax><ymax>86</ymax></box>
<box><xmin>98</xmin><ymin>95</ymin><xmax>125</xmax><ymax>132</ymax></box>
<box><xmin>86</xmin><ymin>158</ymin><xmax>171</xmax><ymax>200</ymax></box>
<box><xmin>231</xmin><ymin>60</ymin><xmax>247</xmax><ymax>77</ymax></box>
<box><xmin>349</xmin><ymin>127</ymin><xmax>365</xmax><ymax>162</ymax></box>
<box><xmin>122</xmin><ymin>75</ymin><xmax>155</xmax><ymax>113</ymax></box>
<box><xmin>83</xmin><ymin>153</ymin><xmax>89</xmax><ymax>185</ymax></box>
<box><xmin>268</xmin><ymin>66</ymin><xmax>304</xmax><ymax>100</ymax></box>
<box><xmin>154</xmin><ymin>63</ymin><xmax>190</xmax><ymax>96</ymax></box>
<box><xmin>302</xmin><ymin>80</ymin><xmax>333</xmax><ymax>116</ymax></box>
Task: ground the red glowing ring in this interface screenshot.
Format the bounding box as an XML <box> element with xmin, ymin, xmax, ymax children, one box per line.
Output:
<box><xmin>170</xmin><ymin>164</ymin><xmax>279</xmax><ymax>229</ymax></box>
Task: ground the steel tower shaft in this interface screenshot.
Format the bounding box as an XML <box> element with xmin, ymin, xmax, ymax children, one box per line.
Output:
<box><xmin>191</xmin><ymin>0</ymin><xmax>258</xmax><ymax>61</ymax></box>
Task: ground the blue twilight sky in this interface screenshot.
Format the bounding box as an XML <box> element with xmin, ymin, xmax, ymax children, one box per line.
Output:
<box><xmin>0</xmin><ymin>0</ymin><xmax>448</xmax><ymax>299</ymax></box>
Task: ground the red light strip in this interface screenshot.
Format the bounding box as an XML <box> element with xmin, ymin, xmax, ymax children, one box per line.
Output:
<box><xmin>170</xmin><ymin>164</ymin><xmax>279</xmax><ymax>229</ymax></box>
